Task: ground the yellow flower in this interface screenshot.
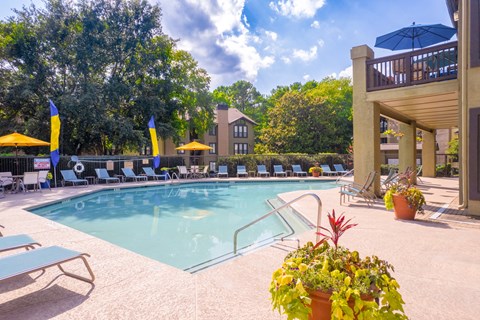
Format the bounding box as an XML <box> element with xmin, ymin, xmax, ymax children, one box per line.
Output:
<box><xmin>280</xmin><ymin>275</ymin><xmax>293</xmax><ymax>285</ymax></box>
<box><xmin>298</xmin><ymin>263</ymin><xmax>308</xmax><ymax>272</ymax></box>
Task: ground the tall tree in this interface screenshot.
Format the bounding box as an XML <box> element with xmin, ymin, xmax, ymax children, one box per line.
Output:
<box><xmin>0</xmin><ymin>0</ymin><xmax>212</xmax><ymax>155</ymax></box>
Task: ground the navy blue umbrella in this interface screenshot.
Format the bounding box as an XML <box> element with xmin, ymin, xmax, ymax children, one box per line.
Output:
<box><xmin>375</xmin><ymin>22</ymin><xmax>457</xmax><ymax>50</ymax></box>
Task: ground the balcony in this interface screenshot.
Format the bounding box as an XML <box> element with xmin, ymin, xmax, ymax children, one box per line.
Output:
<box><xmin>366</xmin><ymin>41</ymin><xmax>458</xmax><ymax>92</ymax></box>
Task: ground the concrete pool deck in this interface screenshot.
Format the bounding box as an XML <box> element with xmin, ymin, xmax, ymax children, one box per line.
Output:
<box><xmin>1</xmin><ymin>177</ymin><xmax>479</xmax><ymax>319</ymax></box>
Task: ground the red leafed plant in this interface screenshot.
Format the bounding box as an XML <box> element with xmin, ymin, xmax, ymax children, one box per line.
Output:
<box><xmin>314</xmin><ymin>209</ymin><xmax>357</xmax><ymax>249</ymax></box>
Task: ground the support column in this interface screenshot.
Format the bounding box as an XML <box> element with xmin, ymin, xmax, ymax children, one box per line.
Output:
<box><xmin>399</xmin><ymin>122</ymin><xmax>417</xmax><ymax>183</ymax></box>
<box><xmin>351</xmin><ymin>45</ymin><xmax>381</xmax><ymax>195</ymax></box>
<box><xmin>422</xmin><ymin>130</ymin><xmax>436</xmax><ymax>177</ymax></box>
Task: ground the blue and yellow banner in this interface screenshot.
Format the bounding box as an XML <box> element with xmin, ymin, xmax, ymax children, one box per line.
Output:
<box><xmin>148</xmin><ymin>116</ymin><xmax>160</xmax><ymax>169</ymax></box>
<box><xmin>49</xmin><ymin>100</ymin><xmax>61</xmax><ymax>168</ymax></box>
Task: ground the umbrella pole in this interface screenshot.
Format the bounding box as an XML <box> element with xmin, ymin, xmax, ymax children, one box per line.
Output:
<box><xmin>15</xmin><ymin>145</ymin><xmax>19</xmax><ymax>175</ymax></box>
<box><xmin>54</xmin><ymin>167</ymin><xmax>57</xmax><ymax>188</ymax></box>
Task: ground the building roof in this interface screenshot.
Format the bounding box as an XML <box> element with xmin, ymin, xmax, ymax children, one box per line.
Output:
<box><xmin>214</xmin><ymin>107</ymin><xmax>257</xmax><ymax>125</ymax></box>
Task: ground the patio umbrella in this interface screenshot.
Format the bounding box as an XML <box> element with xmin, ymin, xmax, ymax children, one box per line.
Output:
<box><xmin>0</xmin><ymin>132</ymin><xmax>50</xmax><ymax>174</ymax></box>
<box><xmin>175</xmin><ymin>141</ymin><xmax>212</xmax><ymax>151</ymax></box>
<box><xmin>374</xmin><ymin>22</ymin><xmax>457</xmax><ymax>51</ymax></box>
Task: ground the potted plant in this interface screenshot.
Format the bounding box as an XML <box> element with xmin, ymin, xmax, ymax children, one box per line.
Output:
<box><xmin>309</xmin><ymin>166</ymin><xmax>322</xmax><ymax>177</ymax></box>
<box><xmin>270</xmin><ymin>210</ymin><xmax>407</xmax><ymax>320</ymax></box>
<box><xmin>384</xmin><ymin>169</ymin><xmax>426</xmax><ymax>220</ymax></box>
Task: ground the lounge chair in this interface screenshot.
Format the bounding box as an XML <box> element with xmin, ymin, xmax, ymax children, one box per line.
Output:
<box><xmin>339</xmin><ymin>171</ymin><xmax>377</xmax><ymax>207</ymax></box>
<box><xmin>122</xmin><ymin>168</ymin><xmax>148</xmax><ymax>182</ymax></box>
<box><xmin>0</xmin><ymin>246</ymin><xmax>95</xmax><ymax>283</ymax></box>
<box><xmin>333</xmin><ymin>164</ymin><xmax>349</xmax><ymax>175</ymax></box>
<box><xmin>60</xmin><ymin>170</ymin><xmax>89</xmax><ymax>187</ymax></box>
<box><xmin>143</xmin><ymin>167</ymin><xmax>167</xmax><ymax>180</ymax></box>
<box><xmin>381</xmin><ymin>168</ymin><xmax>398</xmax><ymax>191</ymax></box>
<box><xmin>0</xmin><ymin>172</ymin><xmax>14</xmax><ymax>195</ymax></box>
<box><xmin>416</xmin><ymin>165</ymin><xmax>423</xmax><ymax>183</ymax></box>
<box><xmin>217</xmin><ymin>166</ymin><xmax>228</xmax><ymax>178</ymax></box>
<box><xmin>177</xmin><ymin>166</ymin><xmax>191</xmax><ymax>179</ymax></box>
<box><xmin>257</xmin><ymin>165</ymin><xmax>270</xmax><ymax>177</ymax></box>
<box><xmin>95</xmin><ymin>168</ymin><xmax>120</xmax><ymax>184</ymax></box>
<box><xmin>198</xmin><ymin>165</ymin><xmax>210</xmax><ymax>178</ymax></box>
<box><xmin>273</xmin><ymin>165</ymin><xmax>287</xmax><ymax>177</ymax></box>
<box><xmin>291</xmin><ymin>165</ymin><xmax>307</xmax><ymax>177</ymax></box>
<box><xmin>237</xmin><ymin>165</ymin><xmax>248</xmax><ymax>178</ymax></box>
<box><xmin>321</xmin><ymin>164</ymin><xmax>337</xmax><ymax>176</ymax></box>
<box><xmin>0</xmin><ymin>234</ymin><xmax>41</xmax><ymax>253</ymax></box>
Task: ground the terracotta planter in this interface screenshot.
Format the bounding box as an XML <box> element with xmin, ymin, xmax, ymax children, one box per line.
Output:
<box><xmin>307</xmin><ymin>290</ymin><xmax>372</xmax><ymax>319</ymax></box>
<box><xmin>392</xmin><ymin>194</ymin><xmax>417</xmax><ymax>220</ymax></box>
<box><xmin>312</xmin><ymin>171</ymin><xmax>320</xmax><ymax>177</ymax></box>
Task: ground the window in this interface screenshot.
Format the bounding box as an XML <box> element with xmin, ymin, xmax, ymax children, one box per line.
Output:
<box><xmin>177</xmin><ymin>142</ymin><xmax>185</xmax><ymax>154</ymax></box>
<box><xmin>209</xmin><ymin>143</ymin><xmax>216</xmax><ymax>154</ymax></box>
<box><xmin>234</xmin><ymin>121</ymin><xmax>248</xmax><ymax>138</ymax></box>
<box><xmin>234</xmin><ymin>143</ymin><xmax>248</xmax><ymax>154</ymax></box>
<box><xmin>209</xmin><ymin>126</ymin><xmax>217</xmax><ymax>136</ymax></box>
<box><xmin>380</xmin><ymin>117</ymin><xmax>388</xmax><ymax>133</ymax></box>
<box><xmin>380</xmin><ymin>137</ymin><xmax>388</xmax><ymax>144</ymax></box>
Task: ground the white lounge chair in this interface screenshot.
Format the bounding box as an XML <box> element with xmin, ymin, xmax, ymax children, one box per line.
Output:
<box><xmin>21</xmin><ymin>172</ymin><xmax>40</xmax><ymax>192</ymax></box>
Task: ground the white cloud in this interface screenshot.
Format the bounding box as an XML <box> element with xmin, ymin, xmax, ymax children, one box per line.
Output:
<box><xmin>311</xmin><ymin>20</ymin><xmax>320</xmax><ymax>29</ymax></box>
<box><xmin>281</xmin><ymin>56</ymin><xmax>292</xmax><ymax>64</ymax></box>
<box><xmin>157</xmin><ymin>0</ymin><xmax>275</xmax><ymax>87</ymax></box>
<box><xmin>303</xmin><ymin>74</ymin><xmax>310</xmax><ymax>81</ymax></box>
<box><xmin>269</xmin><ymin>0</ymin><xmax>326</xmax><ymax>18</ymax></box>
<box><xmin>338</xmin><ymin>66</ymin><xmax>352</xmax><ymax>79</ymax></box>
<box><xmin>265</xmin><ymin>30</ymin><xmax>278</xmax><ymax>41</ymax></box>
<box><xmin>292</xmin><ymin>46</ymin><xmax>317</xmax><ymax>62</ymax></box>
<box><xmin>317</xmin><ymin>39</ymin><xmax>325</xmax><ymax>47</ymax></box>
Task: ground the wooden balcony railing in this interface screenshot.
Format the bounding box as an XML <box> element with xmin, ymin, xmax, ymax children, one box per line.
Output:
<box><xmin>366</xmin><ymin>41</ymin><xmax>458</xmax><ymax>92</ymax></box>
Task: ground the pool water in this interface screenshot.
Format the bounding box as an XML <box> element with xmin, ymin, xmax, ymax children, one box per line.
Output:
<box><xmin>30</xmin><ymin>181</ymin><xmax>335</xmax><ymax>271</ymax></box>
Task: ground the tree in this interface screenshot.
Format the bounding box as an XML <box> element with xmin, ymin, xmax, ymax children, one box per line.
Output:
<box><xmin>0</xmin><ymin>0</ymin><xmax>212</xmax><ymax>155</ymax></box>
<box><xmin>258</xmin><ymin>77</ymin><xmax>352</xmax><ymax>154</ymax></box>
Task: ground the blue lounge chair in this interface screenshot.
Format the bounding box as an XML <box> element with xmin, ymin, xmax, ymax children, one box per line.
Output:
<box><xmin>95</xmin><ymin>168</ymin><xmax>120</xmax><ymax>184</ymax></box>
<box><xmin>237</xmin><ymin>165</ymin><xmax>248</xmax><ymax>178</ymax></box>
<box><xmin>273</xmin><ymin>165</ymin><xmax>287</xmax><ymax>177</ymax></box>
<box><xmin>321</xmin><ymin>164</ymin><xmax>337</xmax><ymax>176</ymax></box>
<box><xmin>257</xmin><ymin>165</ymin><xmax>270</xmax><ymax>177</ymax></box>
<box><xmin>122</xmin><ymin>168</ymin><xmax>148</xmax><ymax>182</ymax></box>
<box><xmin>291</xmin><ymin>165</ymin><xmax>307</xmax><ymax>177</ymax></box>
<box><xmin>143</xmin><ymin>167</ymin><xmax>168</xmax><ymax>180</ymax></box>
<box><xmin>217</xmin><ymin>166</ymin><xmax>228</xmax><ymax>178</ymax></box>
<box><xmin>0</xmin><ymin>246</ymin><xmax>95</xmax><ymax>283</ymax></box>
<box><xmin>60</xmin><ymin>170</ymin><xmax>89</xmax><ymax>187</ymax></box>
<box><xmin>0</xmin><ymin>234</ymin><xmax>41</xmax><ymax>253</ymax></box>
<box><xmin>333</xmin><ymin>164</ymin><xmax>349</xmax><ymax>175</ymax></box>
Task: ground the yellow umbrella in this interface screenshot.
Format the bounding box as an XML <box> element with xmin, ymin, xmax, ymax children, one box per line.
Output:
<box><xmin>0</xmin><ymin>132</ymin><xmax>50</xmax><ymax>174</ymax></box>
<box><xmin>175</xmin><ymin>141</ymin><xmax>212</xmax><ymax>151</ymax></box>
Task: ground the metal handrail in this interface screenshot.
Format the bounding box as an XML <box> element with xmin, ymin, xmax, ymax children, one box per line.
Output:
<box><xmin>233</xmin><ymin>193</ymin><xmax>322</xmax><ymax>254</ymax></box>
<box><xmin>335</xmin><ymin>169</ymin><xmax>354</xmax><ymax>185</ymax></box>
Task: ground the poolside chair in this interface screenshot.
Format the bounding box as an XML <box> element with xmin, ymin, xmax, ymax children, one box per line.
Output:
<box><xmin>257</xmin><ymin>165</ymin><xmax>270</xmax><ymax>177</ymax></box>
<box><xmin>0</xmin><ymin>234</ymin><xmax>41</xmax><ymax>253</ymax></box>
<box><xmin>321</xmin><ymin>164</ymin><xmax>337</xmax><ymax>176</ymax></box>
<box><xmin>237</xmin><ymin>165</ymin><xmax>248</xmax><ymax>178</ymax></box>
<box><xmin>21</xmin><ymin>172</ymin><xmax>40</xmax><ymax>192</ymax></box>
<box><xmin>381</xmin><ymin>168</ymin><xmax>398</xmax><ymax>191</ymax></box>
<box><xmin>60</xmin><ymin>170</ymin><xmax>89</xmax><ymax>187</ymax></box>
<box><xmin>142</xmin><ymin>167</ymin><xmax>168</xmax><ymax>180</ymax></box>
<box><xmin>333</xmin><ymin>164</ymin><xmax>349</xmax><ymax>175</ymax></box>
<box><xmin>37</xmin><ymin>170</ymin><xmax>51</xmax><ymax>190</ymax></box>
<box><xmin>198</xmin><ymin>165</ymin><xmax>210</xmax><ymax>178</ymax></box>
<box><xmin>177</xmin><ymin>166</ymin><xmax>191</xmax><ymax>179</ymax></box>
<box><xmin>339</xmin><ymin>171</ymin><xmax>377</xmax><ymax>207</ymax></box>
<box><xmin>291</xmin><ymin>165</ymin><xmax>307</xmax><ymax>177</ymax></box>
<box><xmin>0</xmin><ymin>246</ymin><xmax>95</xmax><ymax>284</ymax></box>
<box><xmin>95</xmin><ymin>168</ymin><xmax>120</xmax><ymax>184</ymax></box>
<box><xmin>416</xmin><ymin>165</ymin><xmax>423</xmax><ymax>183</ymax></box>
<box><xmin>122</xmin><ymin>168</ymin><xmax>148</xmax><ymax>182</ymax></box>
<box><xmin>273</xmin><ymin>165</ymin><xmax>287</xmax><ymax>177</ymax></box>
<box><xmin>0</xmin><ymin>172</ymin><xmax>13</xmax><ymax>197</ymax></box>
<box><xmin>217</xmin><ymin>166</ymin><xmax>228</xmax><ymax>178</ymax></box>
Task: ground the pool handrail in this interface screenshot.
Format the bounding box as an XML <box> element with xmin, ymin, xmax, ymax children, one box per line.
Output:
<box><xmin>233</xmin><ymin>193</ymin><xmax>323</xmax><ymax>254</ymax></box>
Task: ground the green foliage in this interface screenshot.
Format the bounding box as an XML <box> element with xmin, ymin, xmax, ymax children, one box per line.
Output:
<box><xmin>446</xmin><ymin>136</ymin><xmax>459</xmax><ymax>160</ymax></box>
<box><xmin>0</xmin><ymin>0</ymin><xmax>212</xmax><ymax>155</ymax></box>
<box><xmin>258</xmin><ymin>78</ymin><xmax>352</xmax><ymax>154</ymax></box>
<box><xmin>384</xmin><ymin>170</ymin><xmax>426</xmax><ymax>212</ymax></box>
<box><xmin>270</xmin><ymin>212</ymin><xmax>407</xmax><ymax>320</ymax></box>
<box><xmin>381</xmin><ymin>164</ymin><xmax>399</xmax><ymax>175</ymax></box>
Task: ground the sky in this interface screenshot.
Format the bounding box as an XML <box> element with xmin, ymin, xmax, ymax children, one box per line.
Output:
<box><xmin>0</xmin><ymin>0</ymin><xmax>455</xmax><ymax>94</ymax></box>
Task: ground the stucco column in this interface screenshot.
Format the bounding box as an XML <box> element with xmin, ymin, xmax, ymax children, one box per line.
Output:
<box><xmin>351</xmin><ymin>45</ymin><xmax>381</xmax><ymax>195</ymax></box>
<box><xmin>422</xmin><ymin>130</ymin><xmax>436</xmax><ymax>177</ymax></box>
<box><xmin>399</xmin><ymin>122</ymin><xmax>417</xmax><ymax>183</ymax></box>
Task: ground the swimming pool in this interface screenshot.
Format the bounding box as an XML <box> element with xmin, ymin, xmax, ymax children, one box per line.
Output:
<box><xmin>30</xmin><ymin>181</ymin><xmax>335</xmax><ymax>272</ymax></box>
